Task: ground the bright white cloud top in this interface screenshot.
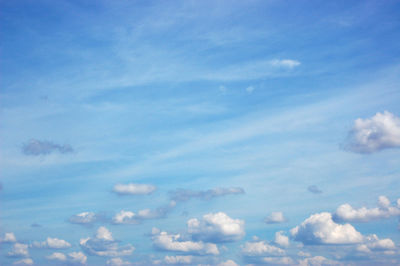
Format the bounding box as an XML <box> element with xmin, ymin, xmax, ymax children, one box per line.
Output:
<box><xmin>112</xmin><ymin>183</ymin><xmax>156</xmax><ymax>195</ymax></box>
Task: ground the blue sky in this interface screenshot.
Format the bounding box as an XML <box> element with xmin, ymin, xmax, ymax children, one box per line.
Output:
<box><xmin>1</xmin><ymin>0</ymin><xmax>400</xmax><ymax>265</ymax></box>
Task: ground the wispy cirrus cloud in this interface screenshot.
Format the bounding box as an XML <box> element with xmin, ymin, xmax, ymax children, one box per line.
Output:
<box><xmin>169</xmin><ymin>187</ymin><xmax>244</xmax><ymax>202</ymax></box>
<box><xmin>112</xmin><ymin>183</ymin><xmax>156</xmax><ymax>195</ymax></box>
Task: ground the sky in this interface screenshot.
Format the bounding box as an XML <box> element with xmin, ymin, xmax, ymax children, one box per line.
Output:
<box><xmin>1</xmin><ymin>0</ymin><xmax>400</xmax><ymax>265</ymax></box>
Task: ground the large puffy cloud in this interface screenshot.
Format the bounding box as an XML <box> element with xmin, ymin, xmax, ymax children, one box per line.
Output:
<box><xmin>69</xmin><ymin>212</ymin><xmax>98</xmax><ymax>225</ymax></box>
<box><xmin>334</xmin><ymin>196</ymin><xmax>400</xmax><ymax>222</ymax></box>
<box><xmin>106</xmin><ymin>257</ymin><xmax>132</xmax><ymax>266</ymax></box>
<box><xmin>22</xmin><ymin>139</ymin><xmax>73</xmax><ymax>156</ymax></box>
<box><xmin>46</xmin><ymin>252</ymin><xmax>67</xmax><ymax>261</ymax></box>
<box><xmin>264</xmin><ymin>212</ymin><xmax>286</xmax><ymax>224</ymax></box>
<box><xmin>8</xmin><ymin>243</ymin><xmax>29</xmax><ymax>257</ymax></box>
<box><xmin>31</xmin><ymin>237</ymin><xmax>71</xmax><ymax>249</ymax></box>
<box><xmin>241</xmin><ymin>239</ymin><xmax>285</xmax><ymax>256</ymax></box>
<box><xmin>187</xmin><ymin>212</ymin><xmax>245</xmax><ymax>243</ymax></box>
<box><xmin>1</xmin><ymin>232</ymin><xmax>17</xmax><ymax>243</ymax></box>
<box><xmin>69</xmin><ymin>252</ymin><xmax>87</xmax><ymax>264</ymax></box>
<box><xmin>290</xmin><ymin>212</ymin><xmax>363</xmax><ymax>245</ymax></box>
<box><xmin>169</xmin><ymin>187</ymin><xmax>244</xmax><ymax>202</ymax></box>
<box><xmin>112</xmin><ymin>183</ymin><xmax>156</xmax><ymax>195</ymax></box>
<box><xmin>345</xmin><ymin>111</ymin><xmax>400</xmax><ymax>153</ymax></box>
<box><xmin>80</xmin><ymin>226</ymin><xmax>135</xmax><ymax>257</ymax></box>
<box><xmin>152</xmin><ymin>229</ymin><xmax>219</xmax><ymax>255</ymax></box>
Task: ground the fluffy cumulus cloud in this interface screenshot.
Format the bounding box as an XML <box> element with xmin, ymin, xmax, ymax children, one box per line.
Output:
<box><xmin>112</xmin><ymin>183</ymin><xmax>156</xmax><ymax>195</ymax></box>
<box><xmin>69</xmin><ymin>211</ymin><xmax>98</xmax><ymax>225</ymax></box>
<box><xmin>46</xmin><ymin>252</ymin><xmax>67</xmax><ymax>261</ymax></box>
<box><xmin>80</xmin><ymin>227</ymin><xmax>135</xmax><ymax>257</ymax></box>
<box><xmin>356</xmin><ymin>234</ymin><xmax>396</xmax><ymax>253</ymax></box>
<box><xmin>169</xmin><ymin>187</ymin><xmax>244</xmax><ymax>202</ymax></box>
<box><xmin>164</xmin><ymin>255</ymin><xmax>193</xmax><ymax>264</ymax></box>
<box><xmin>106</xmin><ymin>257</ymin><xmax>132</xmax><ymax>266</ymax></box>
<box><xmin>68</xmin><ymin>252</ymin><xmax>87</xmax><ymax>264</ymax></box>
<box><xmin>152</xmin><ymin>229</ymin><xmax>219</xmax><ymax>255</ymax></box>
<box><xmin>22</xmin><ymin>139</ymin><xmax>73</xmax><ymax>156</ymax></box>
<box><xmin>274</xmin><ymin>231</ymin><xmax>290</xmax><ymax>248</ymax></box>
<box><xmin>31</xmin><ymin>237</ymin><xmax>71</xmax><ymax>249</ymax></box>
<box><xmin>345</xmin><ymin>111</ymin><xmax>400</xmax><ymax>153</ymax></box>
<box><xmin>262</xmin><ymin>256</ymin><xmax>295</xmax><ymax>265</ymax></box>
<box><xmin>241</xmin><ymin>239</ymin><xmax>285</xmax><ymax>256</ymax></box>
<box><xmin>290</xmin><ymin>212</ymin><xmax>363</xmax><ymax>245</ymax></box>
<box><xmin>187</xmin><ymin>212</ymin><xmax>245</xmax><ymax>243</ymax></box>
<box><xmin>217</xmin><ymin>259</ymin><xmax>239</xmax><ymax>266</ymax></box>
<box><xmin>1</xmin><ymin>232</ymin><xmax>17</xmax><ymax>243</ymax></box>
<box><xmin>334</xmin><ymin>196</ymin><xmax>400</xmax><ymax>222</ymax></box>
<box><xmin>264</xmin><ymin>212</ymin><xmax>286</xmax><ymax>224</ymax></box>
<box><xmin>13</xmin><ymin>258</ymin><xmax>34</xmax><ymax>265</ymax></box>
<box><xmin>8</xmin><ymin>243</ymin><xmax>29</xmax><ymax>257</ymax></box>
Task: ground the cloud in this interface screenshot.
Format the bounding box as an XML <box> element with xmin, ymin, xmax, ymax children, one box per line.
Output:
<box><xmin>113</xmin><ymin>201</ymin><xmax>176</xmax><ymax>224</ymax></box>
<box><xmin>290</xmin><ymin>212</ymin><xmax>363</xmax><ymax>245</ymax></box>
<box><xmin>112</xmin><ymin>183</ymin><xmax>156</xmax><ymax>195</ymax></box>
<box><xmin>345</xmin><ymin>111</ymin><xmax>400</xmax><ymax>153</ymax></box>
<box><xmin>298</xmin><ymin>256</ymin><xmax>340</xmax><ymax>266</ymax></box>
<box><xmin>13</xmin><ymin>258</ymin><xmax>34</xmax><ymax>265</ymax></box>
<box><xmin>1</xmin><ymin>232</ymin><xmax>17</xmax><ymax>243</ymax></box>
<box><xmin>80</xmin><ymin>226</ymin><xmax>135</xmax><ymax>257</ymax></box>
<box><xmin>307</xmin><ymin>185</ymin><xmax>322</xmax><ymax>194</ymax></box>
<box><xmin>69</xmin><ymin>211</ymin><xmax>99</xmax><ymax>225</ymax></box>
<box><xmin>8</xmin><ymin>243</ymin><xmax>29</xmax><ymax>257</ymax></box>
<box><xmin>164</xmin><ymin>255</ymin><xmax>193</xmax><ymax>264</ymax></box>
<box><xmin>262</xmin><ymin>257</ymin><xmax>295</xmax><ymax>265</ymax></box>
<box><xmin>152</xmin><ymin>229</ymin><xmax>219</xmax><ymax>255</ymax></box>
<box><xmin>274</xmin><ymin>231</ymin><xmax>290</xmax><ymax>248</ymax></box>
<box><xmin>264</xmin><ymin>212</ymin><xmax>286</xmax><ymax>224</ymax></box>
<box><xmin>246</xmin><ymin>86</ymin><xmax>255</xmax><ymax>94</ymax></box>
<box><xmin>68</xmin><ymin>252</ymin><xmax>87</xmax><ymax>264</ymax></box>
<box><xmin>356</xmin><ymin>234</ymin><xmax>396</xmax><ymax>253</ymax></box>
<box><xmin>269</xmin><ymin>59</ymin><xmax>301</xmax><ymax>68</ymax></box>
<box><xmin>31</xmin><ymin>237</ymin><xmax>71</xmax><ymax>249</ymax></box>
<box><xmin>22</xmin><ymin>139</ymin><xmax>73</xmax><ymax>156</ymax></box>
<box><xmin>187</xmin><ymin>212</ymin><xmax>245</xmax><ymax>243</ymax></box>
<box><xmin>241</xmin><ymin>239</ymin><xmax>285</xmax><ymax>256</ymax></box>
<box><xmin>333</xmin><ymin>196</ymin><xmax>400</xmax><ymax>222</ymax></box>
<box><xmin>107</xmin><ymin>257</ymin><xmax>132</xmax><ymax>266</ymax></box>
<box><xmin>169</xmin><ymin>187</ymin><xmax>244</xmax><ymax>202</ymax></box>
<box><xmin>46</xmin><ymin>252</ymin><xmax>67</xmax><ymax>261</ymax></box>
<box><xmin>217</xmin><ymin>260</ymin><xmax>239</xmax><ymax>266</ymax></box>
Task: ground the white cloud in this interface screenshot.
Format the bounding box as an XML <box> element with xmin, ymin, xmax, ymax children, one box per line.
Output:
<box><xmin>265</xmin><ymin>212</ymin><xmax>286</xmax><ymax>224</ymax></box>
<box><xmin>46</xmin><ymin>252</ymin><xmax>67</xmax><ymax>261</ymax></box>
<box><xmin>334</xmin><ymin>196</ymin><xmax>400</xmax><ymax>222</ymax></box>
<box><xmin>112</xmin><ymin>183</ymin><xmax>156</xmax><ymax>195</ymax></box>
<box><xmin>356</xmin><ymin>234</ymin><xmax>396</xmax><ymax>253</ymax></box>
<box><xmin>13</xmin><ymin>258</ymin><xmax>34</xmax><ymax>265</ymax></box>
<box><xmin>298</xmin><ymin>251</ymin><xmax>311</xmax><ymax>257</ymax></box>
<box><xmin>32</xmin><ymin>237</ymin><xmax>71</xmax><ymax>249</ymax></box>
<box><xmin>291</xmin><ymin>212</ymin><xmax>363</xmax><ymax>245</ymax></box>
<box><xmin>274</xmin><ymin>231</ymin><xmax>289</xmax><ymax>248</ymax></box>
<box><xmin>112</xmin><ymin>210</ymin><xmax>138</xmax><ymax>224</ymax></box>
<box><xmin>269</xmin><ymin>59</ymin><xmax>301</xmax><ymax>68</ymax></box>
<box><xmin>152</xmin><ymin>230</ymin><xmax>219</xmax><ymax>255</ymax></box>
<box><xmin>345</xmin><ymin>111</ymin><xmax>400</xmax><ymax>153</ymax></box>
<box><xmin>107</xmin><ymin>257</ymin><xmax>132</xmax><ymax>266</ymax></box>
<box><xmin>69</xmin><ymin>212</ymin><xmax>97</xmax><ymax>224</ymax></box>
<box><xmin>1</xmin><ymin>232</ymin><xmax>17</xmax><ymax>243</ymax></box>
<box><xmin>218</xmin><ymin>259</ymin><xmax>239</xmax><ymax>266</ymax></box>
<box><xmin>164</xmin><ymin>255</ymin><xmax>193</xmax><ymax>264</ymax></box>
<box><xmin>187</xmin><ymin>212</ymin><xmax>245</xmax><ymax>243</ymax></box>
<box><xmin>80</xmin><ymin>227</ymin><xmax>135</xmax><ymax>257</ymax></box>
<box><xmin>262</xmin><ymin>257</ymin><xmax>294</xmax><ymax>265</ymax></box>
<box><xmin>241</xmin><ymin>240</ymin><xmax>285</xmax><ymax>256</ymax></box>
<box><xmin>69</xmin><ymin>251</ymin><xmax>87</xmax><ymax>264</ymax></box>
<box><xmin>8</xmin><ymin>243</ymin><xmax>29</xmax><ymax>257</ymax></box>
<box><xmin>298</xmin><ymin>256</ymin><xmax>340</xmax><ymax>266</ymax></box>
<box><xmin>113</xmin><ymin>202</ymin><xmax>175</xmax><ymax>224</ymax></box>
